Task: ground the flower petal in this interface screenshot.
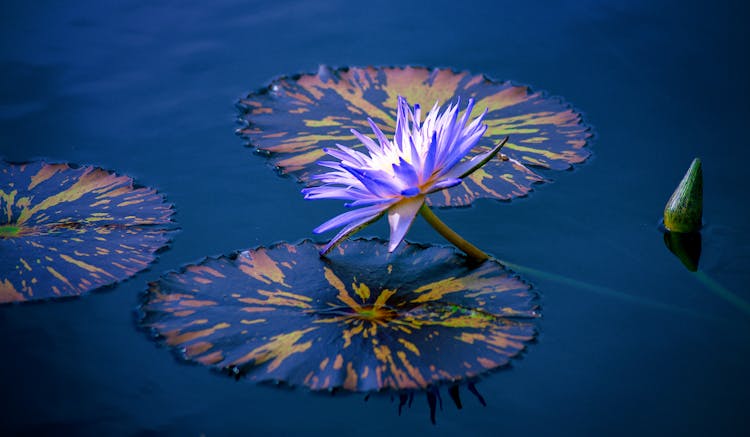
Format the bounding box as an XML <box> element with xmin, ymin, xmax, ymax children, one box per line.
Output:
<box><xmin>425</xmin><ymin>178</ymin><xmax>462</xmax><ymax>194</ymax></box>
<box><xmin>314</xmin><ymin>203</ymin><xmax>390</xmax><ymax>234</ymax></box>
<box><xmin>351</xmin><ymin>128</ymin><xmax>382</xmax><ymax>155</ymax></box>
<box><xmin>438</xmin><ymin>125</ymin><xmax>488</xmax><ymax>174</ymax></box>
<box><xmin>391</xmin><ymin>157</ymin><xmax>419</xmax><ymax>189</ymax></box>
<box><xmin>386</xmin><ymin>196</ymin><xmax>425</xmax><ymax>252</ymax></box>
<box><xmin>302</xmin><ymin>186</ymin><xmax>372</xmax><ymax>201</ymax></box>
<box><xmin>323</xmin><ymin>146</ymin><xmax>368</xmax><ymax>166</ymax></box>
<box><xmin>367</xmin><ymin>118</ymin><xmax>391</xmax><ymax>150</ymax></box>
<box><xmin>344</xmin><ymin>197</ymin><xmax>395</xmax><ymax>207</ymax></box>
<box><xmin>456</xmin><ymin>98</ymin><xmax>476</xmax><ymax>131</ymax></box>
<box><xmin>394</xmin><ymin>97</ymin><xmax>410</xmax><ymax>151</ymax></box>
<box><xmin>320</xmin><ymin>210</ymin><xmax>386</xmax><ymax>255</ymax></box>
<box><xmin>340</xmin><ymin>163</ymin><xmax>401</xmax><ymax>198</ymax></box>
<box><xmin>439</xmin><ymin>136</ymin><xmax>509</xmax><ymax>180</ymax></box>
<box><xmin>421</xmin><ymin>132</ymin><xmax>437</xmax><ymax>180</ymax></box>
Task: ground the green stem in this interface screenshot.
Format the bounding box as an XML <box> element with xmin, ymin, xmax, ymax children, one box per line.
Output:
<box><xmin>419</xmin><ymin>204</ymin><xmax>489</xmax><ymax>262</ymax></box>
<box><xmin>694</xmin><ymin>270</ymin><xmax>750</xmax><ymax>317</ymax></box>
<box><xmin>500</xmin><ymin>259</ymin><xmax>723</xmax><ymax>323</ymax></box>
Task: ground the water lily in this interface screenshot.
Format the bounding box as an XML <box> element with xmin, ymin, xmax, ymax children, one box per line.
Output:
<box><xmin>302</xmin><ymin>96</ymin><xmax>507</xmax><ymax>260</ymax></box>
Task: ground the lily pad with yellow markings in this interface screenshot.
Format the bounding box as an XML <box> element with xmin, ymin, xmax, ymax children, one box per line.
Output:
<box><xmin>237</xmin><ymin>65</ymin><xmax>591</xmax><ymax>206</ymax></box>
<box><xmin>140</xmin><ymin>239</ymin><xmax>538</xmax><ymax>392</ymax></box>
<box><xmin>0</xmin><ymin>161</ymin><xmax>175</xmax><ymax>303</ymax></box>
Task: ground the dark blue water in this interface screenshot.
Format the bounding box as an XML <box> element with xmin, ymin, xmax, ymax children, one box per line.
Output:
<box><xmin>2</xmin><ymin>0</ymin><xmax>749</xmax><ymax>435</ymax></box>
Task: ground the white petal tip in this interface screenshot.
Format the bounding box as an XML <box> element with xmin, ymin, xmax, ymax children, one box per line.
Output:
<box><xmin>387</xmin><ymin>240</ymin><xmax>402</xmax><ymax>252</ymax></box>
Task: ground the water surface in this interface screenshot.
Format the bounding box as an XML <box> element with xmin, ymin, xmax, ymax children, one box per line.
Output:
<box><xmin>1</xmin><ymin>0</ymin><xmax>749</xmax><ymax>435</ymax></box>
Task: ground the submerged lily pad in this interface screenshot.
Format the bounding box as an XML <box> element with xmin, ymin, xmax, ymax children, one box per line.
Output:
<box><xmin>141</xmin><ymin>239</ymin><xmax>537</xmax><ymax>392</ymax></box>
<box><xmin>237</xmin><ymin>65</ymin><xmax>591</xmax><ymax>206</ymax></box>
<box><xmin>0</xmin><ymin>161</ymin><xmax>174</xmax><ymax>303</ymax></box>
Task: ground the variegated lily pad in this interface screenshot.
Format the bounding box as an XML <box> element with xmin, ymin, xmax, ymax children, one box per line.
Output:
<box><xmin>141</xmin><ymin>239</ymin><xmax>537</xmax><ymax>392</ymax></box>
<box><xmin>0</xmin><ymin>161</ymin><xmax>174</xmax><ymax>303</ymax></box>
<box><xmin>237</xmin><ymin>65</ymin><xmax>591</xmax><ymax>206</ymax></box>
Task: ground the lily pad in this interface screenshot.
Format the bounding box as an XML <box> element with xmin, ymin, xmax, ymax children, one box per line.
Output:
<box><xmin>237</xmin><ymin>65</ymin><xmax>591</xmax><ymax>206</ymax></box>
<box><xmin>141</xmin><ymin>239</ymin><xmax>538</xmax><ymax>392</ymax></box>
<box><xmin>0</xmin><ymin>161</ymin><xmax>175</xmax><ymax>303</ymax></box>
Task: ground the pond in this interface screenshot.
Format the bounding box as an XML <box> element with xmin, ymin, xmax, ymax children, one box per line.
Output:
<box><xmin>1</xmin><ymin>0</ymin><xmax>749</xmax><ymax>435</ymax></box>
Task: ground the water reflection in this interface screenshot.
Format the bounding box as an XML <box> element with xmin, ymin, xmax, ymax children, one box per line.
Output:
<box><xmin>663</xmin><ymin>230</ymin><xmax>702</xmax><ymax>272</ymax></box>
<box><xmin>364</xmin><ymin>381</ymin><xmax>488</xmax><ymax>425</ymax></box>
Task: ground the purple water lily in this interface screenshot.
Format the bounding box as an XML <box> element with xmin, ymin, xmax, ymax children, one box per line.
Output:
<box><xmin>302</xmin><ymin>96</ymin><xmax>507</xmax><ymax>259</ymax></box>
